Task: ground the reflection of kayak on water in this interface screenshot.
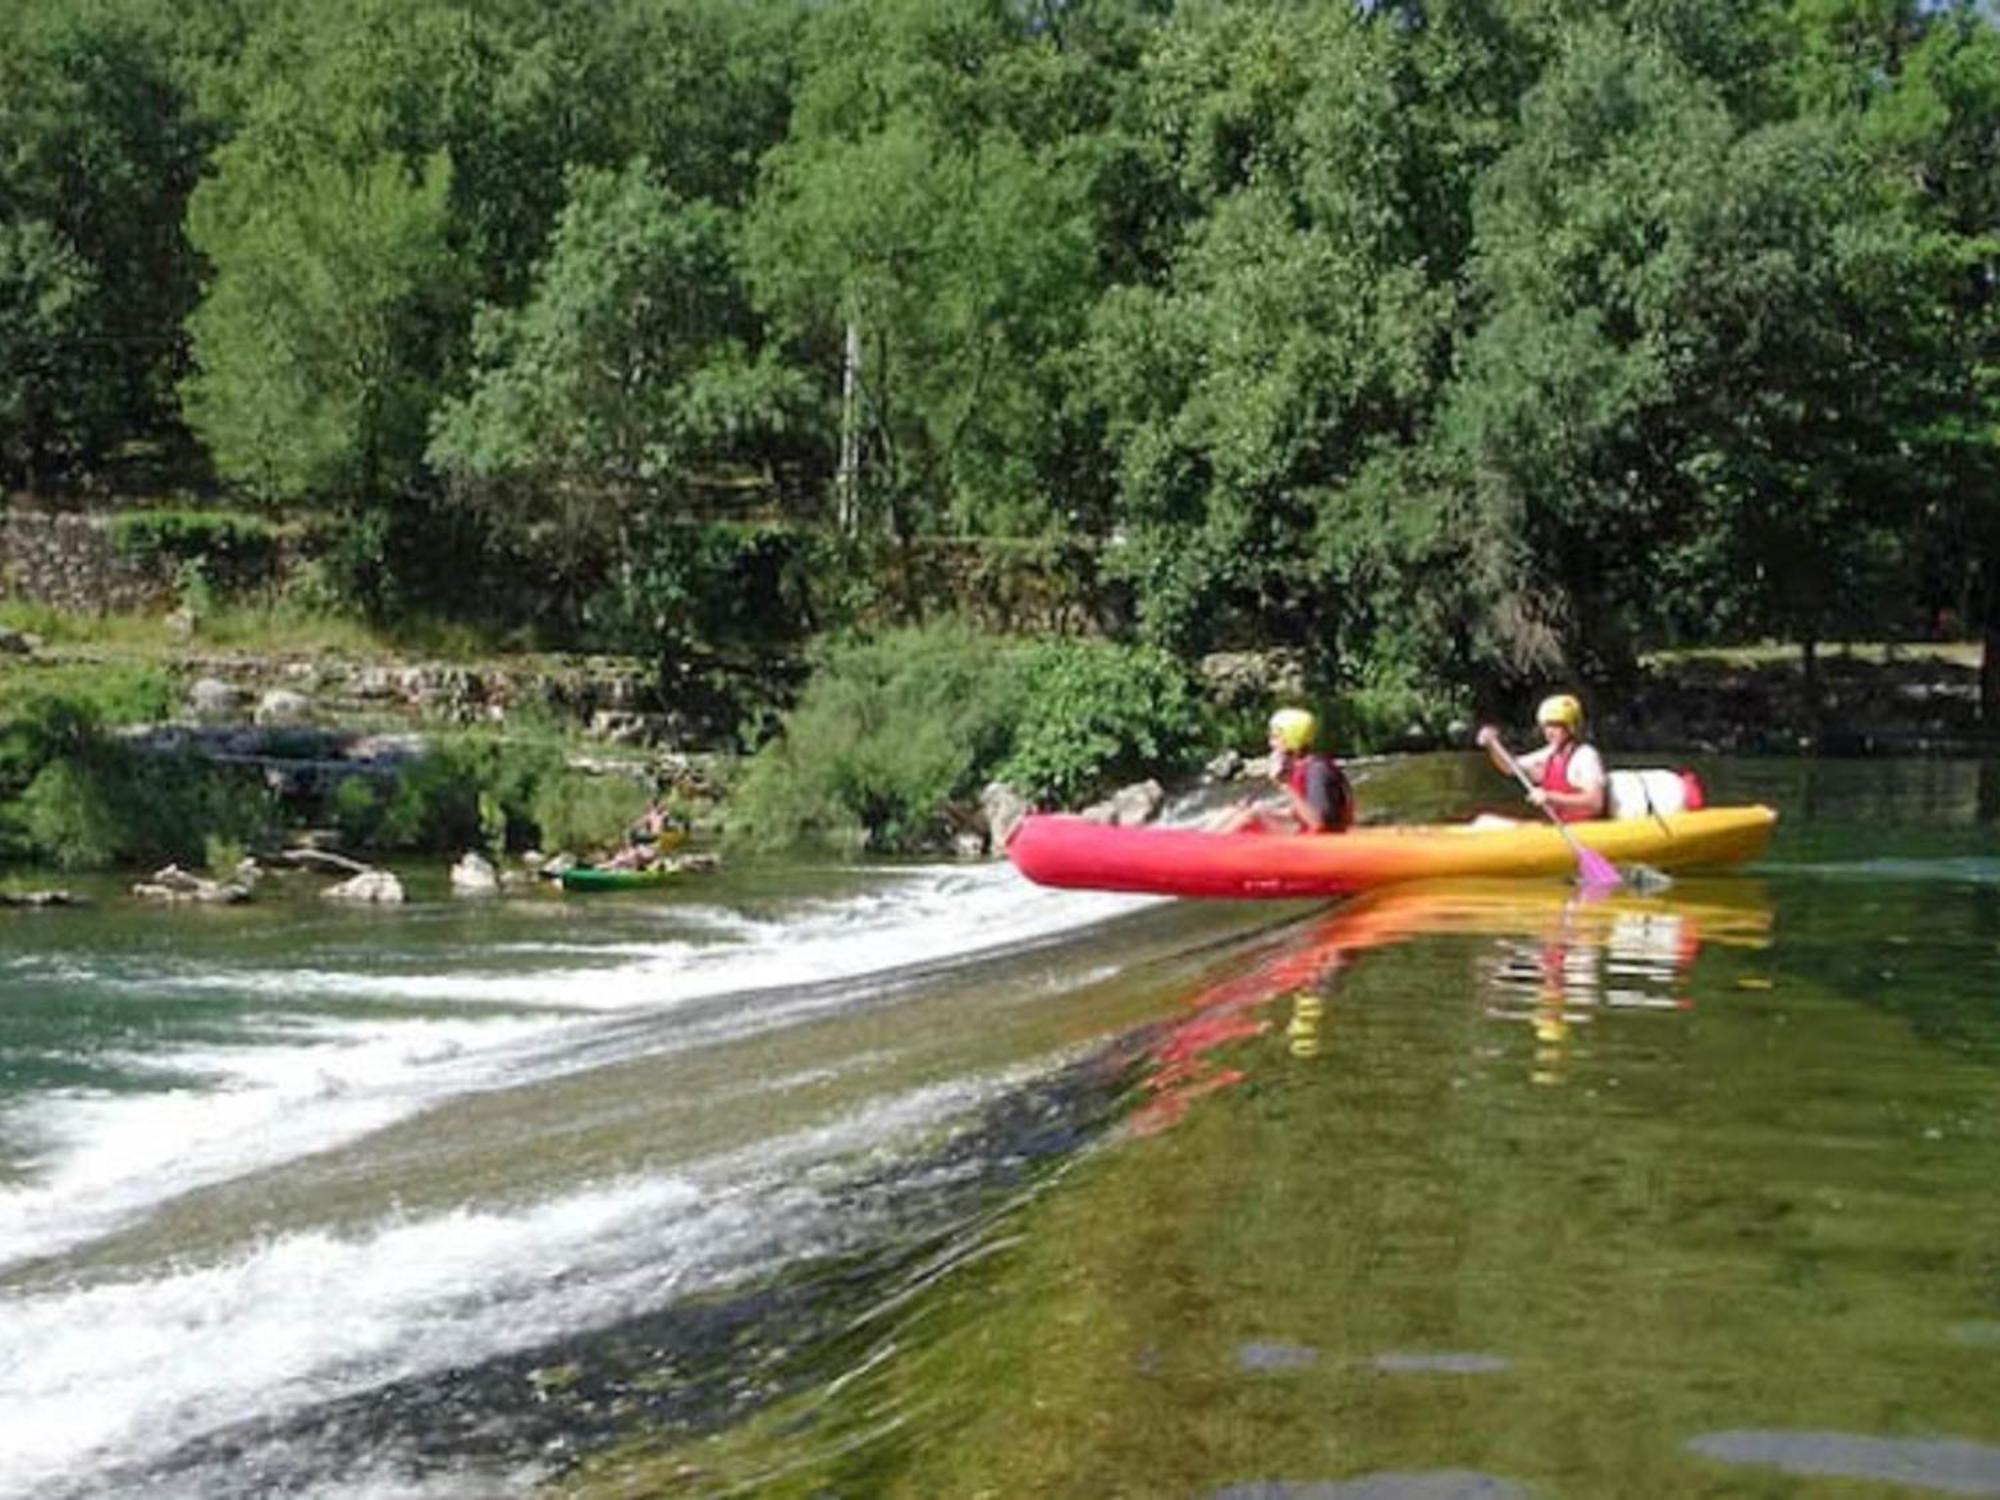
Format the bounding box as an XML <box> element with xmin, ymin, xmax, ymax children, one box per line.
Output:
<box><xmin>1129</xmin><ymin>877</ymin><xmax>1771</xmax><ymax>1133</ymax></box>
<box><xmin>1008</xmin><ymin>806</ymin><xmax>1778</xmax><ymax>899</ymax></box>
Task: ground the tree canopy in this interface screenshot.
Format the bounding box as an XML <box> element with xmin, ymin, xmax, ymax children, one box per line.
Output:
<box><xmin>6</xmin><ymin>0</ymin><xmax>2000</xmax><ymax>708</ymax></box>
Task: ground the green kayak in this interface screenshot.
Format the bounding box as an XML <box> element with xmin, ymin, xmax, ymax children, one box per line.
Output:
<box><xmin>559</xmin><ymin>865</ymin><xmax>677</xmax><ymax>893</ymax></box>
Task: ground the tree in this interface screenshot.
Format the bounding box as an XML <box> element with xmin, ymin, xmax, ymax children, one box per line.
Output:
<box><xmin>745</xmin><ymin>0</ymin><xmax>1124</xmax><ymax>544</ymax></box>
<box><xmin>1843</xmin><ymin>5</ymin><xmax>2000</xmax><ymax>716</ymax></box>
<box><xmin>1440</xmin><ymin>22</ymin><xmax>1929</xmax><ymax>687</ymax></box>
<box><xmin>429</xmin><ymin>160</ymin><xmax>814</xmax><ymax>577</ymax></box>
<box><xmin>1080</xmin><ymin>1</ymin><xmax>1512</xmax><ymax>672</ymax></box>
<box><xmin>0</xmin><ymin>0</ymin><xmax>212</xmax><ymax>487</ymax></box>
<box><xmin>184</xmin><ymin>151</ymin><xmax>461</xmax><ymax>503</ymax></box>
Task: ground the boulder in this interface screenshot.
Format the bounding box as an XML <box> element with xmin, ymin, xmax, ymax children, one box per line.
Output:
<box><xmin>450</xmin><ymin>851</ymin><xmax>500</xmax><ymax>895</ymax></box>
<box><xmin>1202</xmin><ymin>749</ymin><xmax>1244</xmax><ymax>783</ymax></box>
<box><xmin>0</xmin><ymin>626</ymin><xmax>40</xmax><ymax>655</ymax></box>
<box><xmin>1081</xmin><ymin>779</ymin><xmax>1165</xmax><ymax>827</ymax></box>
<box><xmin>129</xmin><ymin>864</ymin><xmax>251</xmax><ymax>904</ymax></box>
<box><xmin>254</xmin><ymin>688</ymin><xmax>313</xmax><ymax>726</ymax></box>
<box><xmin>323</xmin><ymin>869</ymin><xmax>405</xmax><ymax>904</ymax></box>
<box><xmin>187</xmin><ymin>677</ymin><xmax>239</xmax><ymax>721</ymax></box>
<box><xmin>1196</xmin><ymin>648</ymin><xmax>1306</xmax><ymax>705</ymax></box>
<box><xmin>0</xmin><ymin>888</ymin><xmax>75</xmax><ymax>908</ymax></box>
<box><xmin>979</xmin><ymin>781</ymin><xmax>1032</xmax><ymax>849</ymax></box>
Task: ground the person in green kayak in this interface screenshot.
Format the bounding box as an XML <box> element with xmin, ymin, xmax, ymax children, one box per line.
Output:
<box><xmin>1475</xmin><ymin>693</ymin><xmax>1606</xmax><ymax>822</ymax></box>
<box><xmin>601</xmin><ymin>799</ymin><xmax>677</xmax><ymax>871</ymax></box>
<box><xmin>1215</xmin><ymin>708</ymin><xmax>1354</xmax><ymax>835</ymax></box>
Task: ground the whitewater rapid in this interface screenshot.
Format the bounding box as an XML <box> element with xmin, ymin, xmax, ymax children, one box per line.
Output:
<box><xmin>0</xmin><ymin>862</ymin><xmax>1158</xmax><ymax>1499</ymax></box>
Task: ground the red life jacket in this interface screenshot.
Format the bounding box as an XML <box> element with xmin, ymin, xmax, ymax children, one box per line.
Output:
<box><xmin>1542</xmin><ymin>742</ymin><xmax>1599</xmax><ymax>823</ymax></box>
<box><xmin>1288</xmin><ymin>754</ymin><xmax>1354</xmax><ymax>833</ymax></box>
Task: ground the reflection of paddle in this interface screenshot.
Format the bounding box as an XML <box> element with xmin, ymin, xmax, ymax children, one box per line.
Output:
<box><xmin>1488</xmin><ymin>739</ymin><xmax>1624</xmax><ymax>889</ymax></box>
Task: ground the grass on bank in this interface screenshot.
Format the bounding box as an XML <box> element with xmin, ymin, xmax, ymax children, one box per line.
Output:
<box><xmin>0</xmin><ymin>598</ymin><xmax>508</xmax><ymax>661</ymax></box>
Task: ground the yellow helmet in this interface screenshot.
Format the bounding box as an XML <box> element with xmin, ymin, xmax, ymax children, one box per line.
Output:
<box><xmin>1536</xmin><ymin>694</ymin><xmax>1583</xmax><ymax>730</ymax></box>
<box><xmin>1268</xmin><ymin>707</ymin><xmax>1317</xmax><ymax>753</ymax></box>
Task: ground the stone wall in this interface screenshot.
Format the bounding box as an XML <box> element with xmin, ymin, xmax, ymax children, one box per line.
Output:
<box><xmin>0</xmin><ymin>509</ymin><xmax>178</xmax><ymax>614</ymax></box>
<box><xmin>0</xmin><ymin>506</ymin><xmax>307</xmax><ymax>614</ymax></box>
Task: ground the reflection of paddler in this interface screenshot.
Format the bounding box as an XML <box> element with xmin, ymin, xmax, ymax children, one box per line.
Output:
<box><xmin>1285</xmin><ymin>992</ymin><xmax>1326</xmax><ymax>1058</ymax></box>
<box><xmin>1133</xmin><ymin>876</ymin><xmax>1772</xmax><ymax>1132</ymax></box>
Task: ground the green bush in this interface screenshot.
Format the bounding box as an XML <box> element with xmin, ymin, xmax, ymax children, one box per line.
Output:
<box><xmin>0</xmin><ymin>676</ymin><xmax>194</xmax><ymax>866</ymax></box>
<box><xmin>108</xmin><ymin>508</ymin><xmax>285</xmax><ymax>597</ymax></box>
<box><xmin>327</xmin><ymin>731</ymin><xmax>641</xmax><ymax>854</ymax></box>
<box><xmin>332</xmin><ymin>733</ymin><xmax>570</xmax><ymax>853</ymax></box>
<box><xmin>728</xmin><ymin>621</ymin><xmax>1031</xmax><ymax>852</ymax></box>
<box><xmin>1327</xmin><ymin>678</ymin><xmax>1468</xmax><ymax>754</ymax></box>
<box><xmin>997</xmin><ymin>642</ymin><xmax>1208</xmax><ymax>806</ymax></box>
<box><xmin>0</xmin><ymin>665</ymin><xmax>175</xmax><ymax>735</ymax></box>
<box><xmin>530</xmin><ymin>770</ymin><xmax>651</xmax><ymax>855</ymax></box>
<box><xmin>728</xmin><ymin>627</ymin><xmax>1213</xmax><ymax>852</ymax></box>
<box><xmin>9</xmin><ymin>745</ymin><xmax>277</xmax><ymax>870</ymax></box>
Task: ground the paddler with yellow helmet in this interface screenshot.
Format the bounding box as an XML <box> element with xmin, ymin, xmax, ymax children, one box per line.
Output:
<box><xmin>1475</xmin><ymin>693</ymin><xmax>1606</xmax><ymax>822</ymax></box>
<box><xmin>1214</xmin><ymin>707</ymin><xmax>1355</xmax><ymax>835</ymax></box>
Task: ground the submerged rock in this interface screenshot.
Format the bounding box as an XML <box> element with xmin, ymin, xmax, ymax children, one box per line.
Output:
<box><xmin>1</xmin><ymin>888</ymin><xmax>76</xmax><ymax>908</ymax></box>
<box><xmin>130</xmin><ymin>865</ymin><xmax>251</xmax><ymax>904</ymax></box>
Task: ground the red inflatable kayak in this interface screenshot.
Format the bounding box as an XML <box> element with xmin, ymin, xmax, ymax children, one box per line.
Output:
<box><xmin>1005</xmin><ymin>806</ymin><xmax>1778</xmax><ymax>899</ymax></box>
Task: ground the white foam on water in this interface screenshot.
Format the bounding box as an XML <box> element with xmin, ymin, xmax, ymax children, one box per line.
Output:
<box><xmin>0</xmin><ymin>1013</ymin><xmax>571</xmax><ymax>1269</ymax></box>
<box><xmin>2</xmin><ymin>865</ymin><xmax>1149</xmax><ymax>1272</ymax></box>
<box><xmin>114</xmin><ymin>864</ymin><xmax>1157</xmax><ymax>1011</ymax></box>
<box><xmin>0</xmin><ymin>1062</ymin><xmax>1050</xmax><ymax>1500</ymax></box>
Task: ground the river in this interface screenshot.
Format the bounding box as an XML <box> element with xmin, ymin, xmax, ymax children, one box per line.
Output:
<box><xmin>2</xmin><ymin>754</ymin><xmax>1998</xmax><ymax>1499</ymax></box>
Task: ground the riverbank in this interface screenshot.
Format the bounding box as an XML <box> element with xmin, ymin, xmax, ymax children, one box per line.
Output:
<box><xmin>3</xmin><ymin>622</ymin><xmax>1994</xmax><ymax>885</ymax></box>
<box><xmin>1612</xmin><ymin>642</ymin><xmax>1994</xmax><ymax>756</ymax></box>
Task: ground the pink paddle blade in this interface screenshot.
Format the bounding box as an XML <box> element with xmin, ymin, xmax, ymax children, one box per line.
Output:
<box><xmin>1575</xmin><ymin>845</ymin><xmax>1623</xmax><ymax>888</ymax></box>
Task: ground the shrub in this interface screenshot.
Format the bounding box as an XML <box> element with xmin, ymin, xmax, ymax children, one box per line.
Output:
<box><xmin>0</xmin><ymin>665</ymin><xmax>175</xmax><ymax>734</ymax></box>
<box><xmin>327</xmin><ymin>733</ymin><xmax>633</xmax><ymax>854</ymax></box>
<box><xmin>728</xmin><ymin>621</ymin><xmax>1030</xmax><ymax>852</ymax></box>
<box><xmin>108</xmin><ymin>508</ymin><xmax>285</xmax><ymax>598</ymax></box>
<box><xmin>1327</xmin><ymin>678</ymin><xmax>1469</xmax><ymax>754</ymax></box>
<box><xmin>335</xmin><ymin>733</ymin><xmax>569</xmax><ymax>852</ymax></box>
<box><xmin>530</xmin><ymin>770</ymin><xmax>650</xmax><ymax>856</ymax></box>
<box><xmin>11</xmin><ymin>746</ymin><xmax>277</xmax><ymax>870</ymax></box>
<box><xmin>998</xmin><ymin>642</ymin><xmax>1208</xmax><ymax>806</ymax></box>
<box><xmin>729</xmin><ymin>627</ymin><xmax>1214</xmax><ymax>852</ymax></box>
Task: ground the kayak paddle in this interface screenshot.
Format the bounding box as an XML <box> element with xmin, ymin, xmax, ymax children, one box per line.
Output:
<box><xmin>1489</xmin><ymin>740</ymin><xmax>1624</xmax><ymax>889</ymax></box>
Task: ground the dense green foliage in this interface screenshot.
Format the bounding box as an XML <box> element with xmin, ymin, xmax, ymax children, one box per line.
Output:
<box><xmin>728</xmin><ymin>622</ymin><xmax>1213</xmax><ymax>850</ymax></box>
<box><xmin>330</xmin><ymin>732</ymin><xmax>566</xmax><ymax>853</ymax></box>
<box><xmin>727</xmin><ymin>622</ymin><xmax>1030</xmax><ymax>851</ymax></box>
<box><xmin>997</xmin><ymin>642</ymin><xmax>1204</xmax><ymax>805</ymax></box>
<box><xmin>8</xmin><ymin>0</ymin><xmax>2000</xmax><ymax>709</ymax></box>
<box><xmin>0</xmin><ymin>674</ymin><xmax>274</xmax><ymax>867</ymax></box>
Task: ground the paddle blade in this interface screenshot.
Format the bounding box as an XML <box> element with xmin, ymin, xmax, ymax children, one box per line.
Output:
<box><xmin>1574</xmin><ymin>844</ymin><xmax>1623</xmax><ymax>889</ymax></box>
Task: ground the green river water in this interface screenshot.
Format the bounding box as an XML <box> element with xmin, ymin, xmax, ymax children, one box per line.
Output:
<box><xmin>3</xmin><ymin>753</ymin><xmax>1999</xmax><ymax>1499</ymax></box>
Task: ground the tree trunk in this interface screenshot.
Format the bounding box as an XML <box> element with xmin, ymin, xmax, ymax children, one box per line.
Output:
<box><xmin>837</xmin><ymin>321</ymin><xmax>861</xmax><ymax>535</ymax></box>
